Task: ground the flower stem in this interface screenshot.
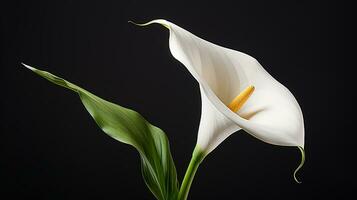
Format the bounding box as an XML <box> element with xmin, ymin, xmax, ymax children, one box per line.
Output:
<box><xmin>178</xmin><ymin>146</ymin><xmax>206</xmax><ymax>200</ymax></box>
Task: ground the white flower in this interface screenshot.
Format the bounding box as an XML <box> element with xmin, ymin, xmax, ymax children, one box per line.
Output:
<box><xmin>133</xmin><ymin>19</ymin><xmax>305</xmax><ymax>183</ymax></box>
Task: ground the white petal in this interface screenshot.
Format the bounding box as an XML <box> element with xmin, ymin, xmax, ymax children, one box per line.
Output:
<box><xmin>197</xmin><ymin>85</ymin><xmax>241</xmax><ymax>153</ymax></box>
<box><xmin>149</xmin><ymin>20</ymin><xmax>304</xmax><ymax>154</ymax></box>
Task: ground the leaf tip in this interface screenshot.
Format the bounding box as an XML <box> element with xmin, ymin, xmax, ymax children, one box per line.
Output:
<box><xmin>22</xmin><ymin>63</ymin><xmax>36</xmax><ymax>71</ymax></box>
<box><xmin>293</xmin><ymin>146</ymin><xmax>305</xmax><ymax>184</ymax></box>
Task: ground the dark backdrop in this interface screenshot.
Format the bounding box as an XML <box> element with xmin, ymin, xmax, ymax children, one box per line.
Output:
<box><xmin>1</xmin><ymin>0</ymin><xmax>348</xmax><ymax>199</ymax></box>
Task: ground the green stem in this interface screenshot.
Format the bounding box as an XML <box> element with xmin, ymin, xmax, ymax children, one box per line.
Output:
<box><xmin>178</xmin><ymin>146</ymin><xmax>206</xmax><ymax>200</ymax></box>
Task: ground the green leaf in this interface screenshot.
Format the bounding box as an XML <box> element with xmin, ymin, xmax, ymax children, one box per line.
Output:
<box><xmin>23</xmin><ymin>63</ymin><xmax>179</xmax><ymax>200</ymax></box>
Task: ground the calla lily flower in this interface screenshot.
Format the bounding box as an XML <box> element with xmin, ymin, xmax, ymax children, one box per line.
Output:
<box><xmin>133</xmin><ymin>19</ymin><xmax>305</xmax><ymax>188</ymax></box>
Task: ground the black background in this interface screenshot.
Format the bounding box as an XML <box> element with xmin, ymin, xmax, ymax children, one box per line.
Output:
<box><xmin>1</xmin><ymin>0</ymin><xmax>349</xmax><ymax>199</ymax></box>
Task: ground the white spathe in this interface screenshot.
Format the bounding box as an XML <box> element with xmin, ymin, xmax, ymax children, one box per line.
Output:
<box><xmin>145</xmin><ymin>19</ymin><xmax>304</xmax><ymax>155</ymax></box>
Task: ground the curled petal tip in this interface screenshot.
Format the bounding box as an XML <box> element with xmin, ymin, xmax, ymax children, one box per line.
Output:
<box><xmin>128</xmin><ymin>19</ymin><xmax>170</xmax><ymax>29</ymax></box>
<box><xmin>293</xmin><ymin>146</ymin><xmax>305</xmax><ymax>184</ymax></box>
<box><xmin>128</xmin><ymin>20</ymin><xmax>142</xmax><ymax>26</ymax></box>
<box><xmin>128</xmin><ymin>20</ymin><xmax>153</xmax><ymax>27</ymax></box>
<box><xmin>294</xmin><ymin>174</ymin><xmax>302</xmax><ymax>184</ymax></box>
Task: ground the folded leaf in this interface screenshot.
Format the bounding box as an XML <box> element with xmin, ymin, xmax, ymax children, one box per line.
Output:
<box><xmin>23</xmin><ymin>64</ymin><xmax>179</xmax><ymax>200</ymax></box>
